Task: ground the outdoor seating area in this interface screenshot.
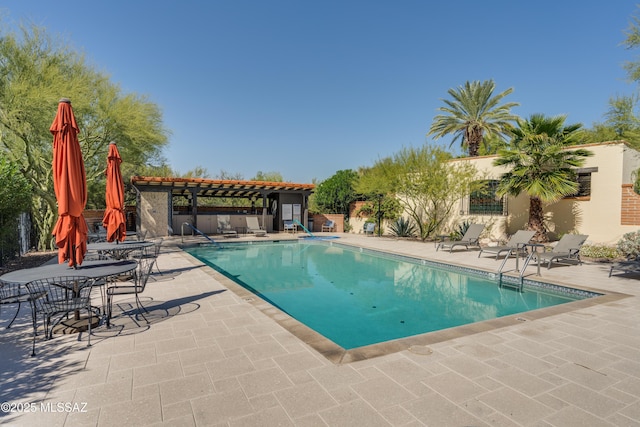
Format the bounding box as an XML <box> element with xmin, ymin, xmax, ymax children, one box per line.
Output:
<box><xmin>0</xmin><ymin>244</ymin><xmax>155</xmax><ymax>355</ymax></box>
<box><xmin>1</xmin><ymin>234</ymin><xmax>638</xmax><ymax>426</ymax></box>
<box><xmin>0</xmin><ymin>100</ymin><xmax>166</xmax><ymax>362</ymax></box>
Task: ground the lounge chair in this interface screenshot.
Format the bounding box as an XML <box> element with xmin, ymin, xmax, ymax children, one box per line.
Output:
<box><xmin>478</xmin><ymin>230</ymin><xmax>536</xmax><ymax>259</ymax></box>
<box><xmin>364</xmin><ymin>222</ymin><xmax>375</xmax><ymax>235</ymax></box>
<box><xmin>534</xmin><ymin>234</ymin><xmax>589</xmax><ymax>269</ymax></box>
<box><xmin>246</xmin><ymin>216</ymin><xmax>267</xmax><ymax>236</ymax></box>
<box><xmin>217</xmin><ymin>215</ymin><xmax>237</xmax><ymax>238</ymax></box>
<box><xmin>321</xmin><ymin>220</ymin><xmax>335</xmax><ymax>232</ymax></box>
<box><xmin>436</xmin><ymin>223</ymin><xmax>485</xmax><ymax>252</ymax></box>
<box><xmin>609</xmin><ymin>258</ymin><xmax>640</xmax><ymax>277</ymax></box>
<box><xmin>283</xmin><ymin>220</ymin><xmax>297</xmax><ymax>233</ymax></box>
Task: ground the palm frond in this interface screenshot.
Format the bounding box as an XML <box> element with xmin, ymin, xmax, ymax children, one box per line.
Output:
<box><xmin>429</xmin><ymin>79</ymin><xmax>519</xmax><ymax>156</ymax></box>
<box><xmin>493</xmin><ymin>114</ymin><xmax>592</xmax><ymax>204</ymax></box>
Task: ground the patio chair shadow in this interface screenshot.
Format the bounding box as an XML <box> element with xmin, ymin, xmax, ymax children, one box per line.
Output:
<box><xmin>93</xmin><ymin>290</ymin><xmax>226</xmax><ymax>337</ymax></box>
<box><xmin>0</xmin><ymin>320</ymin><xmax>90</xmax><ymax>413</ymax></box>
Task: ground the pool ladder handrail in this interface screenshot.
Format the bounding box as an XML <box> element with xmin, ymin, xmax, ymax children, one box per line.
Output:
<box><xmin>496</xmin><ymin>242</ymin><xmax>544</xmax><ymax>291</ymax></box>
<box><xmin>496</xmin><ymin>242</ymin><xmax>527</xmax><ymax>274</ymax></box>
<box><xmin>181</xmin><ymin>222</ymin><xmax>222</xmax><ymax>247</ymax></box>
<box><xmin>293</xmin><ymin>219</ymin><xmax>315</xmax><ymax>237</ymax></box>
<box><xmin>516</xmin><ymin>243</ymin><xmax>545</xmax><ymax>277</ymax></box>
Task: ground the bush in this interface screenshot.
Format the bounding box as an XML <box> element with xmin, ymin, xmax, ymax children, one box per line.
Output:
<box><xmin>389</xmin><ymin>217</ymin><xmax>416</xmax><ymax>237</ymax></box>
<box><xmin>450</xmin><ymin>221</ymin><xmax>471</xmax><ymax>240</ymax></box>
<box><xmin>0</xmin><ymin>158</ymin><xmax>32</xmax><ymax>266</ymax></box>
<box><xmin>580</xmin><ymin>244</ymin><xmax>622</xmax><ymax>260</ymax></box>
<box><xmin>617</xmin><ymin>230</ymin><xmax>640</xmax><ymax>259</ymax></box>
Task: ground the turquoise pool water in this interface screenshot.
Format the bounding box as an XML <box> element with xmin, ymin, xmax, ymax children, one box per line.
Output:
<box><xmin>186</xmin><ymin>241</ymin><xmax>595</xmax><ymax>349</ymax></box>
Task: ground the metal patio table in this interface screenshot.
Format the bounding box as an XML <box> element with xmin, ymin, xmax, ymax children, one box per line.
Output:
<box><xmin>0</xmin><ymin>259</ymin><xmax>138</xmax><ymax>326</ymax></box>
<box><xmin>87</xmin><ymin>240</ymin><xmax>153</xmax><ymax>260</ymax></box>
<box><xmin>0</xmin><ymin>259</ymin><xmax>138</xmax><ymax>284</ymax></box>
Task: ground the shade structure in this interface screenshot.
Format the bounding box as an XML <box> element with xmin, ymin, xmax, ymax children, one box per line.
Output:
<box><xmin>102</xmin><ymin>142</ymin><xmax>126</xmax><ymax>242</ymax></box>
<box><xmin>51</xmin><ymin>98</ymin><xmax>88</xmax><ymax>267</ymax></box>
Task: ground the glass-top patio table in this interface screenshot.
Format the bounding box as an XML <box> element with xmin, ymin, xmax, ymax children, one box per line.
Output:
<box><xmin>87</xmin><ymin>240</ymin><xmax>153</xmax><ymax>260</ymax></box>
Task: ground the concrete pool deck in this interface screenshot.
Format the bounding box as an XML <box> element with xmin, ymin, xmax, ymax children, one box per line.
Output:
<box><xmin>1</xmin><ymin>233</ymin><xmax>639</xmax><ymax>426</ymax></box>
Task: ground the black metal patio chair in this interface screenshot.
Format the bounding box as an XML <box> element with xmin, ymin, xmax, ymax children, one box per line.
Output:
<box><xmin>106</xmin><ymin>254</ymin><xmax>155</xmax><ymax>326</ymax></box>
<box><xmin>24</xmin><ymin>276</ymin><xmax>96</xmax><ymax>356</ymax></box>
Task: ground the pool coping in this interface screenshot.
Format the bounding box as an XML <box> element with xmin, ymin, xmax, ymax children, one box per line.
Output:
<box><xmin>180</xmin><ymin>239</ymin><xmax>632</xmax><ymax>364</ymax></box>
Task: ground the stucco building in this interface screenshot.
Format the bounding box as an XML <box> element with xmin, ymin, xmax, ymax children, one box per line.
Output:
<box><xmin>441</xmin><ymin>141</ymin><xmax>640</xmax><ymax>244</ymax></box>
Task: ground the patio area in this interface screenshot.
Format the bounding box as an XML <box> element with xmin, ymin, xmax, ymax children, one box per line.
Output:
<box><xmin>1</xmin><ymin>234</ymin><xmax>639</xmax><ymax>426</ymax></box>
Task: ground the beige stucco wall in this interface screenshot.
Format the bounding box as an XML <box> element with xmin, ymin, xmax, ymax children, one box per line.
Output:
<box><xmin>445</xmin><ymin>142</ymin><xmax>640</xmax><ymax>245</ymax></box>
<box><xmin>140</xmin><ymin>191</ymin><xmax>170</xmax><ymax>238</ymax></box>
<box><xmin>545</xmin><ymin>143</ymin><xmax>624</xmax><ymax>243</ymax></box>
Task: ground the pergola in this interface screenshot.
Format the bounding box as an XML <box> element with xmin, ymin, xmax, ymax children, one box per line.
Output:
<box><xmin>131</xmin><ymin>176</ymin><xmax>315</xmax><ymax>236</ymax></box>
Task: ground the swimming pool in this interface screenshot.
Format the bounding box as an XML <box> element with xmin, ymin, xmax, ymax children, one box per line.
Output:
<box><xmin>186</xmin><ymin>240</ymin><xmax>599</xmax><ymax>350</ymax></box>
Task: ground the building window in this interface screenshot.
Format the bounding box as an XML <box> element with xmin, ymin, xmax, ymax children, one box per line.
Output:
<box><xmin>574</xmin><ymin>173</ymin><xmax>591</xmax><ymax>197</ymax></box>
<box><xmin>565</xmin><ymin>167</ymin><xmax>597</xmax><ymax>199</ymax></box>
<box><xmin>468</xmin><ymin>180</ymin><xmax>505</xmax><ymax>215</ymax></box>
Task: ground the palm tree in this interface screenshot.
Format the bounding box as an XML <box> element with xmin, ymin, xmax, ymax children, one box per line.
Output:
<box><xmin>493</xmin><ymin>114</ymin><xmax>593</xmax><ymax>242</ymax></box>
<box><xmin>429</xmin><ymin>80</ymin><xmax>519</xmax><ymax>156</ymax></box>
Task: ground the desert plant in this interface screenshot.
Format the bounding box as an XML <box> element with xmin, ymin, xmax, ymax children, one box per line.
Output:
<box><xmin>450</xmin><ymin>221</ymin><xmax>471</xmax><ymax>240</ymax></box>
<box><xmin>617</xmin><ymin>230</ymin><xmax>640</xmax><ymax>259</ymax></box>
<box><xmin>389</xmin><ymin>217</ymin><xmax>416</xmax><ymax>237</ymax></box>
<box><xmin>580</xmin><ymin>244</ymin><xmax>622</xmax><ymax>260</ymax></box>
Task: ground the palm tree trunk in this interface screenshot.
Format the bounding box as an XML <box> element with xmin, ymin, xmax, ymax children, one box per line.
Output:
<box><xmin>528</xmin><ymin>197</ymin><xmax>548</xmax><ymax>243</ymax></box>
<box><xmin>467</xmin><ymin>127</ymin><xmax>483</xmax><ymax>157</ymax></box>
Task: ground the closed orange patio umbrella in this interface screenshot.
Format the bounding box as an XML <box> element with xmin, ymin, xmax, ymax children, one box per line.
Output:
<box><xmin>51</xmin><ymin>98</ymin><xmax>88</xmax><ymax>267</ymax></box>
<box><xmin>102</xmin><ymin>142</ymin><xmax>126</xmax><ymax>242</ymax></box>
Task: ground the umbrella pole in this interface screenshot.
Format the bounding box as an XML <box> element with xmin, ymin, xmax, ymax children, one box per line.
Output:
<box><xmin>72</xmin><ymin>243</ymin><xmax>78</xmax><ymax>269</ymax></box>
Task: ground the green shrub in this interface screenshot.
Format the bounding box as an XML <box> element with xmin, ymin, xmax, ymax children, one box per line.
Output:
<box><xmin>389</xmin><ymin>217</ymin><xmax>416</xmax><ymax>237</ymax></box>
<box><xmin>0</xmin><ymin>158</ymin><xmax>32</xmax><ymax>265</ymax></box>
<box><xmin>580</xmin><ymin>244</ymin><xmax>622</xmax><ymax>260</ymax></box>
<box><xmin>617</xmin><ymin>230</ymin><xmax>640</xmax><ymax>259</ymax></box>
<box><xmin>450</xmin><ymin>221</ymin><xmax>471</xmax><ymax>240</ymax></box>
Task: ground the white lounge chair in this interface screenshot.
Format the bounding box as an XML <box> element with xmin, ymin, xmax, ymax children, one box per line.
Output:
<box><xmin>217</xmin><ymin>215</ymin><xmax>237</xmax><ymax>238</ymax></box>
<box><xmin>246</xmin><ymin>216</ymin><xmax>267</xmax><ymax>236</ymax></box>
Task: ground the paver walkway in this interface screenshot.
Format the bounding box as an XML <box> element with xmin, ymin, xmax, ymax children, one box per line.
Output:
<box><xmin>1</xmin><ymin>234</ymin><xmax>638</xmax><ymax>426</ymax></box>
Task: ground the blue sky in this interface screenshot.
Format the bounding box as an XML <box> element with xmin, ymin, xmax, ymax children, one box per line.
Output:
<box><xmin>2</xmin><ymin>1</ymin><xmax>638</xmax><ymax>183</ymax></box>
